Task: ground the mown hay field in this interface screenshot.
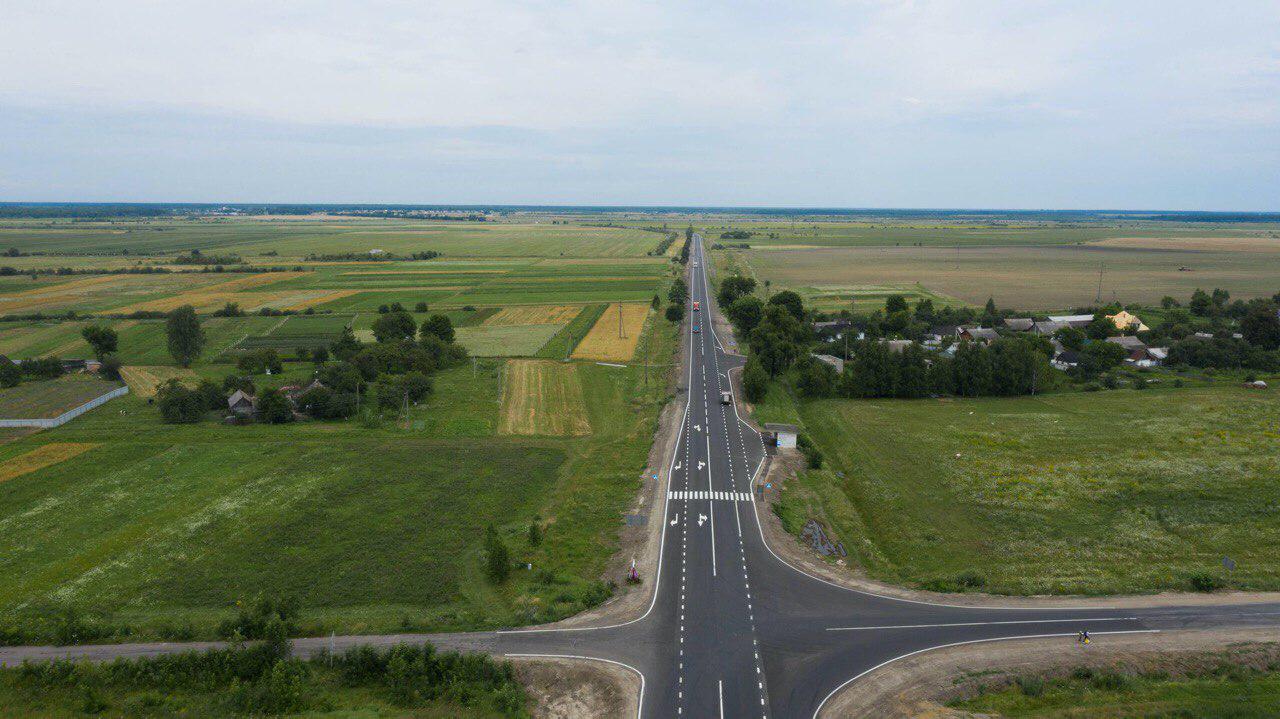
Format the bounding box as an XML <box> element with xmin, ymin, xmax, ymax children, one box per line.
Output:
<box><xmin>571</xmin><ymin>303</ymin><xmax>650</xmax><ymax>361</ymax></box>
<box><xmin>119</xmin><ymin>365</ymin><xmax>199</xmax><ymax>397</ymax></box>
<box><xmin>779</xmin><ymin>385</ymin><xmax>1280</xmax><ymax>595</ymax></box>
<box><xmin>455</xmin><ymin>324</ymin><xmax>564</xmax><ymax>357</ymax></box>
<box><xmin>498</xmin><ymin>360</ymin><xmax>591</xmax><ymax>436</ymax></box>
<box><xmin>0</xmin><ymin>374</ymin><xmax>123</xmax><ymax>419</ymax></box>
<box><xmin>0</xmin><ymin>443</ymin><xmax>99</xmax><ymax>484</ymax></box>
<box><xmin>484</xmin><ymin>304</ymin><xmax>582</xmax><ymax>326</ymax></box>
<box><xmin>729</xmin><ymin>239</ymin><xmax>1280</xmax><ymax>310</ymax></box>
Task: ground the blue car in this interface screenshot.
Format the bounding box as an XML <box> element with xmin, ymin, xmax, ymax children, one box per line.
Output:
<box><xmin>693</xmin><ymin>324</ymin><xmax>701</xmax><ymax>333</ymax></box>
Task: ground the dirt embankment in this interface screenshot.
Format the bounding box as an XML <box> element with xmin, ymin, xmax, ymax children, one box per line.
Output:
<box><xmin>512</xmin><ymin>656</ymin><xmax>640</xmax><ymax>719</ymax></box>
<box><xmin>819</xmin><ymin>628</ymin><xmax>1280</xmax><ymax>718</ymax></box>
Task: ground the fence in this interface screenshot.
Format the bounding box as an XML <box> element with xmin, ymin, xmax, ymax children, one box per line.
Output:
<box><xmin>0</xmin><ymin>385</ymin><xmax>130</xmax><ymax>428</ymax></box>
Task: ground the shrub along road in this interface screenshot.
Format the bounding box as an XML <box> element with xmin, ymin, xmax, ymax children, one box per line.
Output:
<box><xmin>5</xmin><ymin>236</ymin><xmax>1280</xmax><ymax>718</ymax></box>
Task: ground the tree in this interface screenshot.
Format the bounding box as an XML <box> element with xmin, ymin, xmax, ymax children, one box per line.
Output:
<box><xmin>165</xmin><ymin>305</ymin><xmax>205</xmax><ymax>367</ymax></box>
<box><xmin>1189</xmin><ymin>288</ymin><xmax>1212</xmax><ymax>316</ymax></box>
<box><xmin>414</xmin><ymin>301</ymin><xmax>429</xmax><ymax>313</ymax></box>
<box><xmin>1055</xmin><ymin>326</ymin><xmax>1086</xmax><ymax>351</ymax></box>
<box><xmin>319</xmin><ymin>362</ymin><xmax>362</xmax><ymax>394</ymax></box>
<box><xmin>988</xmin><ymin>337</ymin><xmax>1044</xmax><ymax>395</ymax></box>
<box><xmin>952</xmin><ymin>342</ymin><xmax>993</xmax><ymax>397</ymax></box>
<box><xmin>212</xmin><ymin>302</ymin><xmax>245</xmax><ymax>317</ymax></box>
<box><xmin>768</xmin><ymin>290</ymin><xmax>805</xmax><ymax>322</ymax></box>
<box><xmin>310</xmin><ymin>345</ymin><xmax>329</xmax><ymax>364</ymax></box>
<box><xmin>223</xmin><ymin>373</ymin><xmax>256</xmax><ymax>395</ymax></box>
<box><xmin>894</xmin><ymin>344</ymin><xmax>929</xmax><ymax>398</ymax></box>
<box><xmin>156</xmin><ymin>379</ymin><xmax>204</xmax><ymax>423</ymax></box>
<box><xmin>1085</xmin><ymin>313</ymin><xmax>1116</xmax><ymax>340</ymax></box>
<box><xmin>914</xmin><ymin>298</ymin><xmax>936</xmax><ymax>325</ymax></box>
<box><xmin>372</xmin><ymin>311</ymin><xmax>416</xmax><ymax>343</ymax></box>
<box><xmin>1161</xmin><ymin>296</ymin><xmax>1180</xmax><ymax>309</ymax></box>
<box><xmin>237</xmin><ymin>348</ymin><xmax>283</xmax><ymax>375</ymax></box>
<box><xmin>331</xmin><ymin>326</ymin><xmax>362</xmax><ymax>360</ymax></box>
<box><xmin>794</xmin><ymin>356</ymin><xmax>836</xmax><ymax>398</ymax></box>
<box><xmin>419</xmin><ymin>314</ymin><xmax>455</xmax><ymax>344</ymax></box>
<box><xmin>726</xmin><ymin>296</ymin><xmax>764</xmax><ymax>335</ymax></box>
<box><xmin>484</xmin><ymin>525</ymin><xmax>511</xmax><ymax>583</ymax></box>
<box><xmin>885</xmin><ymin>295</ymin><xmax>909</xmax><ymax>315</ymax></box>
<box><xmin>256</xmin><ymin>388</ymin><xmax>294</xmax><ymax>423</ymax></box>
<box><xmin>1211</xmin><ymin>288</ymin><xmax>1230</xmax><ymax>309</ymax></box>
<box><xmin>1241</xmin><ymin>302</ymin><xmax>1280</xmax><ymax>350</ymax></box>
<box><xmin>717</xmin><ymin>275</ymin><xmax>756</xmax><ymax>308</ymax></box>
<box><xmin>99</xmin><ymin>354</ymin><xmax>122</xmax><ymax>381</ymax></box>
<box><xmin>80</xmin><ymin>325</ymin><xmax>118</xmax><ymax>361</ymax></box>
<box><xmin>0</xmin><ymin>356</ymin><xmax>20</xmax><ymax>388</ymax></box>
<box><xmin>651</xmin><ymin>294</ymin><xmax>661</xmax><ymax>310</ymax></box>
<box><xmin>419</xmin><ymin>332</ymin><xmax>468</xmax><ymax>369</ymax></box>
<box><xmin>528</xmin><ymin>519</ymin><xmax>543</xmax><ymax>547</ymax></box>
<box><xmin>195</xmin><ymin>379</ymin><xmax>225</xmax><ymax>410</ymax></box>
<box><xmin>843</xmin><ymin>341</ymin><xmax>895</xmax><ymax>398</ymax></box>
<box><xmin>667</xmin><ymin>277</ymin><xmax>688</xmax><ymax>305</ymax></box>
<box><xmin>1076</xmin><ymin>340</ymin><xmax>1127</xmax><ymax>378</ymax></box>
<box><xmin>665</xmin><ymin>303</ymin><xmax>685</xmax><ymax>323</ymax></box>
<box><xmin>741</xmin><ymin>357</ymin><xmax>769</xmax><ymax>403</ymax></box>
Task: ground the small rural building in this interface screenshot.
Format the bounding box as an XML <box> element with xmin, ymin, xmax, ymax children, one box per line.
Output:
<box><xmin>812</xmin><ymin>354</ymin><xmax>845</xmax><ymax>374</ymax></box>
<box><xmin>1106</xmin><ymin>310</ymin><xmax>1149</xmax><ymax>332</ymax></box>
<box><xmin>812</xmin><ymin>319</ymin><xmax>852</xmax><ymax>339</ymax></box>
<box><xmin>1130</xmin><ymin>346</ymin><xmax>1167</xmax><ymax>368</ymax></box>
<box><xmin>959</xmin><ymin>327</ymin><xmax>999</xmax><ymax>344</ymax></box>
<box><xmin>1049</xmin><ymin>314</ymin><xmax>1095</xmax><ymax>328</ymax></box>
<box><xmin>924</xmin><ymin>325</ymin><xmax>960</xmax><ymax>341</ymax></box>
<box><xmin>1033</xmin><ymin>320</ymin><xmax>1066</xmax><ymax>336</ymax></box>
<box><xmin>882</xmin><ymin>339</ymin><xmax>914</xmax><ymax>354</ymax></box>
<box><xmin>764</xmin><ymin>423</ymin><xmax>799</xmax><ymax>449</ymax></box>
<box><xmin>1051</xmin><ymin>350</ymin><xmax>1080</xmax><ymax>370</ymax></box>
<box><xmin>227</xmin><ymin>390</ymin><xmax>257</xmax><ymax>418</ymax></box>
<box><xmin>1002</xmin><ymin>318</ymin><xmax>1034</xmax><ymax>332</ymax></box>
<box><xmin>1106</xmin><ymin>335</ymin><xmax>1148</xmax><ymax>352</ymax></box>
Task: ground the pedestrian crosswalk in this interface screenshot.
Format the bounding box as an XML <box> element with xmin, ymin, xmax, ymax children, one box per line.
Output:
<box><xmin>668</xmin><ymin>490</ymin><xmax>753</xmax><ymax>502</ymax></box>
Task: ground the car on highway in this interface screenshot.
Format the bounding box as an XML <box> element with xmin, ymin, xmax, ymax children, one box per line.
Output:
<box><xmin>693</xmin><ymin>324</ymin><xmax>700</xmax><ymax>333</ymax></box>
<box><xmin>693</xmin><ymin>301</ymin><xmax>700</xmax><ymax>311</ymax></box>
<box><xmin>720</xmin><ymin>390</ymin><xmax>732</xmax><ymax>405</ymax></box>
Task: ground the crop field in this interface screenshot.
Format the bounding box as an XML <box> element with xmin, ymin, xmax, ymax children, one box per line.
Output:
<box><xmin>456</xmin><ymin>323</ymin><xmax>565</xmax><ymax>357</ymax></box>
<box><xmin>698</xmin><ymin>219</ymin><xmax>1280</xmax><ymax>249</ymax></box>
<box><xmin>725</xmin><ymin>238</ymin><xmax>1280</xmax><ymax>310</ymax></box>
<box><xmin>499</xmin><ymin>360</ymin><xmax>592</xmax><ymax>436</ymax></box>
<box><xmin>536</xmin><ymin>303</ymin><xmax>608</xmax><ymax>359</ymax></box>
<box><xmin>776</xmin><ymin>385</ymin><xmax>1280</xmax><ymax>595</ymax></box>
<box><xmin>571</xmin><ymin>302</ymin><xmax>651</xmax><ymax>361</ymax></box>
<box><xmin>0</xmin><ymin>218</ymin><xmax>662</xmax><ymax>258</ymax></box>
<box><xmin>484</xmin><ymin>304</ymin><xmax>582</xmax><ymax>326</ymax></box>
<box><xmin>233</xmin><ymin>313</ymin><xmax>353</xmax><ymax>352</ymax></box>
<box><xmin>118</xmin><ymin>365</ymin><xmax>199</xmax><ymax>397</ymax></box>
<box><xmin>0</xmin><ymin>443</ymin><xmax>99</xmax><ymax>484</ymax></box>
<box><xmin>0</xmin><ymin>374</ymin><xmax>123</xmax><ymax>419</ymax></box>
<box><xmin>0</xmin><ymin>309</ymin><xmax>679</xmax><ymax>643</ymax></box>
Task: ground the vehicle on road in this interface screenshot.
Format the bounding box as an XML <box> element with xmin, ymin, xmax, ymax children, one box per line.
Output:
<box><xmin>720</xmin><ymin>390</ymin><xmax>732</xmax><ymax>405</ymax></box>
<box><xmin>693</xmin><ymin>300</ymin><xmax>700</xmax><ymax>311</ymax></box>
<box><xmin>693</xmin><ymin>324</ymin><xmax>700</xmax><ymax>333</ymax></box>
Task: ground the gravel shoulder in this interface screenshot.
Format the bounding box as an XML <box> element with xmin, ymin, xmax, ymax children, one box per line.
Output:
<box><xmin>512</xmin><ymin>656</ymin><xmax>640</xmax><ymax>719</ymax></box>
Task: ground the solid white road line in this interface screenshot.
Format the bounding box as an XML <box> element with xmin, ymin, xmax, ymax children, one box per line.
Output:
<box><xmin>706</xmin><ymin>434</ymin><xmax>716</xmax><ymax>577</ymax></box>
<box><xmin>718</xmin><ymin>679</ymin><xmax>725</xmax><ymax>719</ymax></box>
<box><xmin>824</xmin><ymin>616</ymin><xmax>1141</xmax><ymax>632</ymax></box>
<box><xmin>810</xmin><ymin>630</ymin><xmax>1160</xmax><ymax>719</ymax></box>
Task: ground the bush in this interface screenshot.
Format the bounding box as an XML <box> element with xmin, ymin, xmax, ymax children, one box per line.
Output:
<box><xmin>256</xmin><ymin>387</ymin><xmax>294</xmax><ymax>424</ymax></box>
<box><xmin>1015</xmin><ymin>676</ymin><xmax>1044</xmax><ymax>697</ymax></box>
<box><xmin>0</xmin><ymin>356</ymin><xmax>22</xmax><ymax>387</ymax></box>
<box><xmin>484</xmin><ymin>526</ymin><xmax>510</xmax><ymax>584</ymax></box>
<box><xmin>665</xmin><ymin>303</ymin><xmax>685</xmax><ymax>323</ymax></box>
<box><xmin>156</xmin><ymin>379</ymin><xmax>205</xmax><ymax>423</ymax></box>
<box><xmin>742</xmin><ymin>358</ymin><xmax>768</xmax><ymax>403</ymax></box>
<box><xmin>237</xmin><ymin>348</ymin><xmax>283</xmax><ymax>375</ymax></box>
<box><xmin>955</xmin><ymin>570</ymin><xmax>987</xmax><ymax>589</ymax></box>
<box><xmin>217</xmin><ymin>594</ymin><xmax>300</xmax><ymax>640</ymax></box>
<box><xmin>1189</xmin><ymin>572</ymin><xmax>1225</xmax><ymax>592</ymax></box>
<box><xmin>98</xmin><ymin>354</ymin><xmax>122</xmax><ymax>381</ymax></box>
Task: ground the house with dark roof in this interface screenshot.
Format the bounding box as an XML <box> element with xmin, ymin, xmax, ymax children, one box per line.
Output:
<box><xmin>959</xmin><ymin>327</ymin><xmax>999</xmax><ymax>344</ymax></box>
<box><xmin>1033</xmin><ymin>320</ymin><xmax>1066</xmax><ymax>336</ymax></box>
<box><xmin>227</xmin><ymin>390</ymin><xmax>256</xmax><ymax>418</ymax></box>
<box><xmin>1002</xmin><ymin>318</ymin><xmax>1034</xmax><ymax>332</ymax></box>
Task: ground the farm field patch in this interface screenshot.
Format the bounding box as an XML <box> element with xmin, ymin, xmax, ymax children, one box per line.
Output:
<box><xmin>777</xmin><ymin>386</ymin><xmax>1280</xmax><ymax>595</ymax></box>
<box><xmin>456</xmin><ymin>323</ymin><xmax>564</xmax><ymax>357</ymax></box>
<box><xmin>499</xmin><ymin>360</ymin><xmax>591</xmax><ymax>436</ymax></box>
<box><xmin>118</xmin><ymin>365</ymin><xmax>199</xmax><ymax>397</ymax></box>
<box><xmin>0</xmin><ymin>374</ymin><xmax>124</xmax><ymax>419</ymax></box>
<box><xmin>571</xmin><ymin>302</ymin><xmax>650</xmax><ymax>361</ymax></box>
<box><xmin>0</xmin><ymin>443</ymin><xmax>99</xmax><ymax>484</ymax></box>
<box><xmin>484</xmin><ymin>304</ymin><xmax>582</xmax><ymax>326</ymax></box>
<box><xmin>728</xmin><ymin>241</ymin><xmax>1280</xmax><ymax>310</ymax></box>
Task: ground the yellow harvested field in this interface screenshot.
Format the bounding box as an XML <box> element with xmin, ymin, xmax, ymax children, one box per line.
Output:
<box><xmin>498</xmin><ymin>360</ymin><xmax>591</xmax><ymax>436</ymax></box>
<box><xmin>201</xmin><ymin>272</ymin><xmax>308</xmax><ymax>292</ymax></box>
<box><xmin>110</xmin><ymin>272</ymin><xmax>307</xmax><ymax>313</ymax></box>
<box><xmin>1092</xmin><ymin>236</ymin><xmax>1280</xmax><ymax>253</ymax></box>
<box><xmin>0</xmin><ymin>442</ymin><xmax>99</xmax><ymax>484</ymax></box>
<box><xmin>341</xmin><ymin>269</ymin><xmax>508</xmax><ymax>276</ymax></box>
<box><xmin>571</xmin><ymin>303</ymin><xmax>650</xmax><ymax>361</ymax></box>
<box><xmin>0</xmin><ymin>276</ymin><xmax>121</xmax><ymax>313</ymax></box>
<box><xmin>119</xmin><ymin>365</ymin><xmax>199</xmax><ymax>397</ymax></box>
<box><xmin>281</xmin><ymin>290</ymin><xmax>359</xmax><ymax>311</ymax></box>
<box><xmin>484</xmin><ymin>305</ymin><xmax>582</xmax><ymax>327</ymax></box>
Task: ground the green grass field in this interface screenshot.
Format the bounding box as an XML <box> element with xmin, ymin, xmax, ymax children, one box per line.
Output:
<box><xmin>772</xmin><ymin>385</ymin><xmax>1280</xmax><ymax>595</ymax></box>
<box><xmin>951</xmin><ymin>658</ymin><xmax>1280</xmax><ymax>718</ymax></box>
<box><xmin>0</xmin><ymin>374</ymin><xmax>123</xmax><ymax>419</ymax></box>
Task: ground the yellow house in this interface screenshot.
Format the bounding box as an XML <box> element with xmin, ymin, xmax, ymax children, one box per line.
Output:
<box><xmin>1106</xmin><ymin>310</ymin><xmax>1149</xmax><ymax>332</ymax></box>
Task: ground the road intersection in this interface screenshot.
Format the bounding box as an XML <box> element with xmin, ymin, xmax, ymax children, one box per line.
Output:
<box><xmin>5</xmin><ymin>235</ymin><xmax>1280</xmax><ymax>717</ymax></box>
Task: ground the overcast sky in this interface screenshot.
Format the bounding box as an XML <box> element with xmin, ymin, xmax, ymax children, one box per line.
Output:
<box><xmin>2</xmin><ymin>1</ymin><xmax>1277</xmax><ymax>209</ymax></box>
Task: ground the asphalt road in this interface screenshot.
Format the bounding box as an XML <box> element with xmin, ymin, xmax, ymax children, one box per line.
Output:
<box><xmin>6</xmin><ymin>234</ymin><xmax>1280</xmax><ymax>717</ymax></box>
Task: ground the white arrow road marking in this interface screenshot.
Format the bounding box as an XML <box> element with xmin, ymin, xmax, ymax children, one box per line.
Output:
<box><xmin>698</xmin><ymin>514</ymin><xmax>707</xmax><ymax>527</ymax></box>
<box><xmin>674</xmin><ymin>462</ymin><xmax>682</xmax><ymax>471</ymax></box>
<box><xmin>671</xmin><ymin>515</ymin><xmax>679</xmax><ymax>526</ymax></box>
<box><xmin>694</xmin><ymin>424</ymin><xmax>701</xmax><ymax>432</ymax></box>
<box><xmin>697</xmin><ymin>461</ymin><xmax>705</xmax><ymax>471</ymax></box>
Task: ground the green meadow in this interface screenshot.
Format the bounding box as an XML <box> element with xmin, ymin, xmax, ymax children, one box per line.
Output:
<box><xmin>771</xmin><ymin>384</ymin><xmax>1280</xmax><ymax>595</ymax></box>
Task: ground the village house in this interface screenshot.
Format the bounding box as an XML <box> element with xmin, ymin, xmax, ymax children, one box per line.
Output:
<box><xmin>227</xmin><ymin>390</ymin><xmax>256</xmax><ymax>418</ymax></box>
<box><xmin>812</xmin><ymin>353</ymin><xmax>845</xmax><ymax>374</ymax></box>
<box><xmin>1033</xmin><ymin>320</ymin><xmax>1066</xmax><ymax>336</ymax></box>
<box><xmin>958</xmin><ymin>326</ymin><xmax>999</xmax><ymax>344</ymax></box>
<box><xmin>1051</xmin><ymin>349</ymin><xmax>1080</xmax><ymax>370</ymax></box>
<box><xmin>1048</xmin><ymin>314</ymin><xmax>1095</xmax><ymax>328</ymax></box>
<box><xmin>882</xmin><ymin>339</ymin><xmax>915</xmax><ymax>354</ymax></box>
<box><xmin>812</xmin><ymin>319</ymin><xmax>852</xmax><ymax>340</ymax></box>
<box><xmin>1002</xmin><ymin>318</ymin><xmax>1034</xmax><ymax>332</ymax></box>
<box><xmin>1106</xmin><ymin>310</ymin><xmax>1150</xmax><ymax>332</ymax></box>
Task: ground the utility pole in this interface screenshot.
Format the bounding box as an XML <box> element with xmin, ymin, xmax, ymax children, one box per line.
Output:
<box><xmin>1094</xmin><ymin>262</ymin><xmax>1105</xmax><ymax>304</ymax></box>
<box><xmin>618</xmin><ymin>301</ymin><xmax>624</xmax><ymax>338</ymax></box>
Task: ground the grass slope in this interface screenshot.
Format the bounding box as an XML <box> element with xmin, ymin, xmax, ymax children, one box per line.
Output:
<box><xmin>779</xmin><ymin>386</ymin><xmax>1280</xmax><ymax>595</ymax></box>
